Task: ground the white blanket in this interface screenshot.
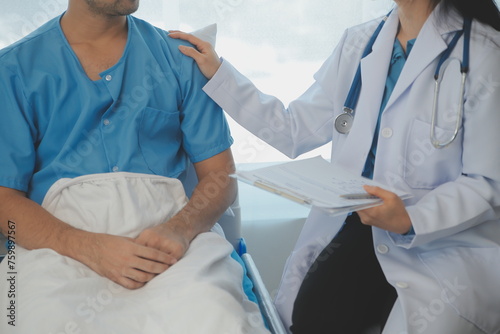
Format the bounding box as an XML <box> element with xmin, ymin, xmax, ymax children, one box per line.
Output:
<box><xmin>0</xmin><ymin>173</ymin><xmax>269</xmax><ymax>334</ymax></box>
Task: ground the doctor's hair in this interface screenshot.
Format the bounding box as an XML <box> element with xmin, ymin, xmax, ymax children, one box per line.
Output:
<box><xmin>433</xmin><ymin>0</ymin><xmax>500</xmax><ymax>30</ymax></box>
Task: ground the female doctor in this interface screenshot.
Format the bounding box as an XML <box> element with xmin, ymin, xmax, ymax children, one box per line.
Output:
<box><xmin>171</xmin><ymin>0</ymin><xmax>500</xmax><ymax>333</ymax></box>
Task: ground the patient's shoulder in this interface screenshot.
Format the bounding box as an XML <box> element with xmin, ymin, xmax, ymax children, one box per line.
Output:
<box><xmin>0</xmin><ymin>16</ymin><xmax>61</xmax><ymax>64</ymax></box>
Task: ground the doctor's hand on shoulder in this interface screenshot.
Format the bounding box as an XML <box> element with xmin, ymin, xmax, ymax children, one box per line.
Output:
<box><xmin>169</xmin><ymin>31</ymin><xmax>221</xmax><ymax>79</ymax></box>
<box><xmin>357</xmin><ymin>185</ymin><xmax>412</xmax><ymax>235</ymax></box>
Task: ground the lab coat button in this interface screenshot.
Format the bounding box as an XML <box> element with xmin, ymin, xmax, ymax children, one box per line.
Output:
<box><xmin>381</xmin><ymin>127</ymin><xmax>393</xmax><ymax>138</ymax></box>
<box><xmin>112</xmin><ymin>166</ymin><xmax>119</xmax><ymax>172</ymax></box>
<box><xmin>103</xmin><ymin>119</ymin><xmax>110</xmax><ymax>126</ymax></box>
<box><xmin>105</xmin><ymin>74</ymin><xmax>112</xmax><ymax>81</ymax></box>
<box><xmin>396</xmin><ymin>282</ymin><xmax>409</xmax><ymax>289</ymax></box>
<box><xmin>376</xmin><ymin>244</ymin><xmax>389</xmax><ymax>254</ymax></box>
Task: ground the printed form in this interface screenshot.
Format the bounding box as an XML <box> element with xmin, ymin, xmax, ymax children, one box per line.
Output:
<box><xmin>233</xmin><ymin>156</ymin><xmax>411</xmax><ymax>216</ymax></box>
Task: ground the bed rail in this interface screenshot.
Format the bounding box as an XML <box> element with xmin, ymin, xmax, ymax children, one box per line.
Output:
<box><xmin>241</xmin><ymin>252</ymin><xmax>287</xmax><ymax>334</ymax></box>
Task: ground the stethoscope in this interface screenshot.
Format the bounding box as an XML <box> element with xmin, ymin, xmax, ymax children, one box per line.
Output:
<box><xmin>334</xmin><ymin>12</ymin><xmax>472</xmax><ymax>149</ymax></box>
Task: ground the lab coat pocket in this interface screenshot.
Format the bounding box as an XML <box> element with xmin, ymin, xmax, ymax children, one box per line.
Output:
<box><xmin>403</xmin><ymin>119</ymin><xmax>463</xmax><ymax>189</ymax></box>
<box><xmin>139</xmin><ymin>107</ymin><xmax>184</xmax><ymax>176</ymax></box>
<box><xmin>419</xmin><ymin>247</ymin><xmax>500</xmax><ymax>334</ymax></box>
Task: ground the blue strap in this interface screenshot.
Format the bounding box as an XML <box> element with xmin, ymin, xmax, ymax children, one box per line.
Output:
<box><xmin>434</xmin><ymin>17</ymin><xmax>472</xmax><ymax>79</ymax></box>
<box><xmin>462</xmin><ymin>17</ymin><xmax>472</xmax><ymax>73</ymax></box>
<box><xmin>230</xmin><ymin>249</ymin><xmax>259</xmax><ymax>305</ymax></box>
<box><xmin>343</xmin><ymin>12</ymin><xmax>391</xmax><ymax>112</ymax></box>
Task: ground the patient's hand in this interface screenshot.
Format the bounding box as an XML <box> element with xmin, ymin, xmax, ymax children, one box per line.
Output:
<box><xmin>168</xmin><ymin>31</ymin><xmax>222</xmax><ymax>79</ymax></box>
<box><xmin>82</xmin><ymin>233</ymin><xmax>178</xmax><ymax>289</ymax></box>
<box><xmin>132</xmin><ymin>149</ymin><xmax>238</xmax><ymax>269</ymax></box>
<box><xmin>135</xmin><ymin>221</ymin><xmax>190</xmax><ymax>263</ymax></box>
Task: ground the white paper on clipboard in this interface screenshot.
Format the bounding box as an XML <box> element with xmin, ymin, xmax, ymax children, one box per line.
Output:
<box><xmin>232</xmin><ymin>156</ymin><xmax>412</xmax><ymax>216</ymax></box>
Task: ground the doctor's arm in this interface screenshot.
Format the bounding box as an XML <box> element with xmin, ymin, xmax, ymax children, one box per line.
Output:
<box><xmin>170</xmin><ymin>31</ymin><xmax>345</xmax><ymax>159</ymax></box>
<box><xmin>357</xmin><ymin>185</ymin><xmax>413</xmax><ymax>235</ymax></box>
<box><xmin>360</xmin><ymin>49</ymin><xmax>500</xmax><ymax>247</ymax></box>
<box><xmin>402</xmin><ymin>50</ymin><xmax>500</xmax><ymax>248</ymax></box>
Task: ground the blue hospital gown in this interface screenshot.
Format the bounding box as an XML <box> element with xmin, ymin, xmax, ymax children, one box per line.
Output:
<box><xmin>0</xmin><ymin>15</ymin><xmax>233</xmax><ymax>204</ymax></box>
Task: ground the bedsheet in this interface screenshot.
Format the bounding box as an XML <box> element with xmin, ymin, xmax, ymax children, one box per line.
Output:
<box><xmin>0</xmin><ymin>172</ymin><xmax>269</xmax><ymax>333</ymax></box>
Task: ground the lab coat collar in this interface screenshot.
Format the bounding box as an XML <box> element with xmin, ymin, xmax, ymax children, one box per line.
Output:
<box><xmin>335</xmin><ymin>5</ymin><xmax>465</xmax><ymax>176</ymax></box>
<box><xmin>381</xmin><ymin>4</ymin><xmax>464</xmax><ymax>113</ymax></box>
<box><xmin>335</xmin><ymin>13</ymin><xmax>397</xmax><ymax>177</ymax></box>
<box><xmin>359</xmin><ymin>9</ymin><xmax>399</xmax><ymax>115</ymax></box>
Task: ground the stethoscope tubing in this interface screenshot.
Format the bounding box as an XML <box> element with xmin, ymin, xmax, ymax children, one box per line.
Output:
<box><xmin>430</xmin><ymin>17</ymin><xmax>471</xmax><ymax>148</ymax></box>
<box><xmin>336</xmin><ymin>11</ymin><xmax>472</xmax><ymax>150</ymax></box>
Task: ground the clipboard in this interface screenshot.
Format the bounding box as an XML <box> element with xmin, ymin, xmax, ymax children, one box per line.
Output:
<box><xmin>232</xmin><ymin>156</ymin><xmax>412</xmax><ymax>216</ymax></box>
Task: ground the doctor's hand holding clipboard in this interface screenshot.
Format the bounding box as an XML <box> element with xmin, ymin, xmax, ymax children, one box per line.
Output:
<box><xmin>170</xmin><ymin>1</ymin><xmax>500</xmax><ymax>333</ymax></box>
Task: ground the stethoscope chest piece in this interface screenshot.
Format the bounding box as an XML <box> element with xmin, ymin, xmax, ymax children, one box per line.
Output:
<box><xmin>334</xmin><ymin>12</ymin><xmax>391</xmax><ymax>136</ymax></box>
<box><xmin>335</xmin><ymin>109</ymin><xmax>354</xmax><ymax>134</ymax></box>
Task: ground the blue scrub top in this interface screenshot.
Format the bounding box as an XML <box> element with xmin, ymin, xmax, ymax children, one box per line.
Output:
<box><xmin>362</xmin><ymin>38</ymin><xmax>416</xmax><ymax>179</ymax></box>
<box><xmin>0</xmin><ymin>15</ymin><xmax>233</xmax><ymax>204</ymax></box>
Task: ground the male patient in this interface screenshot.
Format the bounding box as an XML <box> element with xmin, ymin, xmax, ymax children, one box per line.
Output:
<box><xmin>0</xmin><ymin>1</ymin><xmax>270</xmax><ymax>333</ymax></box>
<box><xmin>0</xmin><ymin>0</ymin><xmax>236</xmax><ymax>289</ymax></box>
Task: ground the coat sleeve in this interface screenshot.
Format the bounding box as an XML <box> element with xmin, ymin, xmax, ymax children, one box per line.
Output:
<box><xmin>390</xmin><ymin>37</ymin><xmax>500</xmax><ymax>249</ymax></box>
<box><xmin>202</xmin><ymin>32</ymin><xmax>350</xmax><ymax>159</ymax></box>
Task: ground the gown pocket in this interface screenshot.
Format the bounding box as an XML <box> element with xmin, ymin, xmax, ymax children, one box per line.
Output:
<box><xmin>403</xmin><ymin>118</ymin><xmax>463</xmax><ymax>189</ymax></box>
<box><xmin>138</xmin><ymin>107</ymin><xmax>184</xmax><ymax>176</ymax></box>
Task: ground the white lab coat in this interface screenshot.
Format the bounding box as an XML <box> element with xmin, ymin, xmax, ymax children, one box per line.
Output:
<box><xmin>204</xmin><ymin>6</ymin><xmax>500</xmax><ymax>334</ymax></box>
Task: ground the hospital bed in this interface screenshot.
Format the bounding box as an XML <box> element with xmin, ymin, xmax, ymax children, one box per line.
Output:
<box><xmin>184</xmin><ymin>162</ymin><xmax>288</xmax><ymax>334</ymax></box>
<box><xmin>215</xmin><ymin>200</ymin><xmax>286</xmax><ymax>334</ymax></box>
<box><xmin>240</xmin><ymin>240</ymin><xmax>288</xmax><ymax>334</ymax></box>
<box><xmin>0</xmin><ymin>169</ymin><xmax>287</xmax><ymax>334</ymax></box>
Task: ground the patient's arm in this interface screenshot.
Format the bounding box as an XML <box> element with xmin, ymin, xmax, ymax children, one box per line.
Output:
<box><xmin>135</xmin><ymin>148</ymin><xmax>237</xmax><ymax>260</ymax></box>
<box><xmin>0</xmin><ymin>187</ymin><xmax>177</xmax><ymax>289</ymax></box>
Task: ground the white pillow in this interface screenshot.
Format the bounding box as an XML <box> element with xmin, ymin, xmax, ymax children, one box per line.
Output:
<box><xmin>190</xmin><ymin>23</ymin><xmax>217</xmax><ymax>47</ymax></box>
